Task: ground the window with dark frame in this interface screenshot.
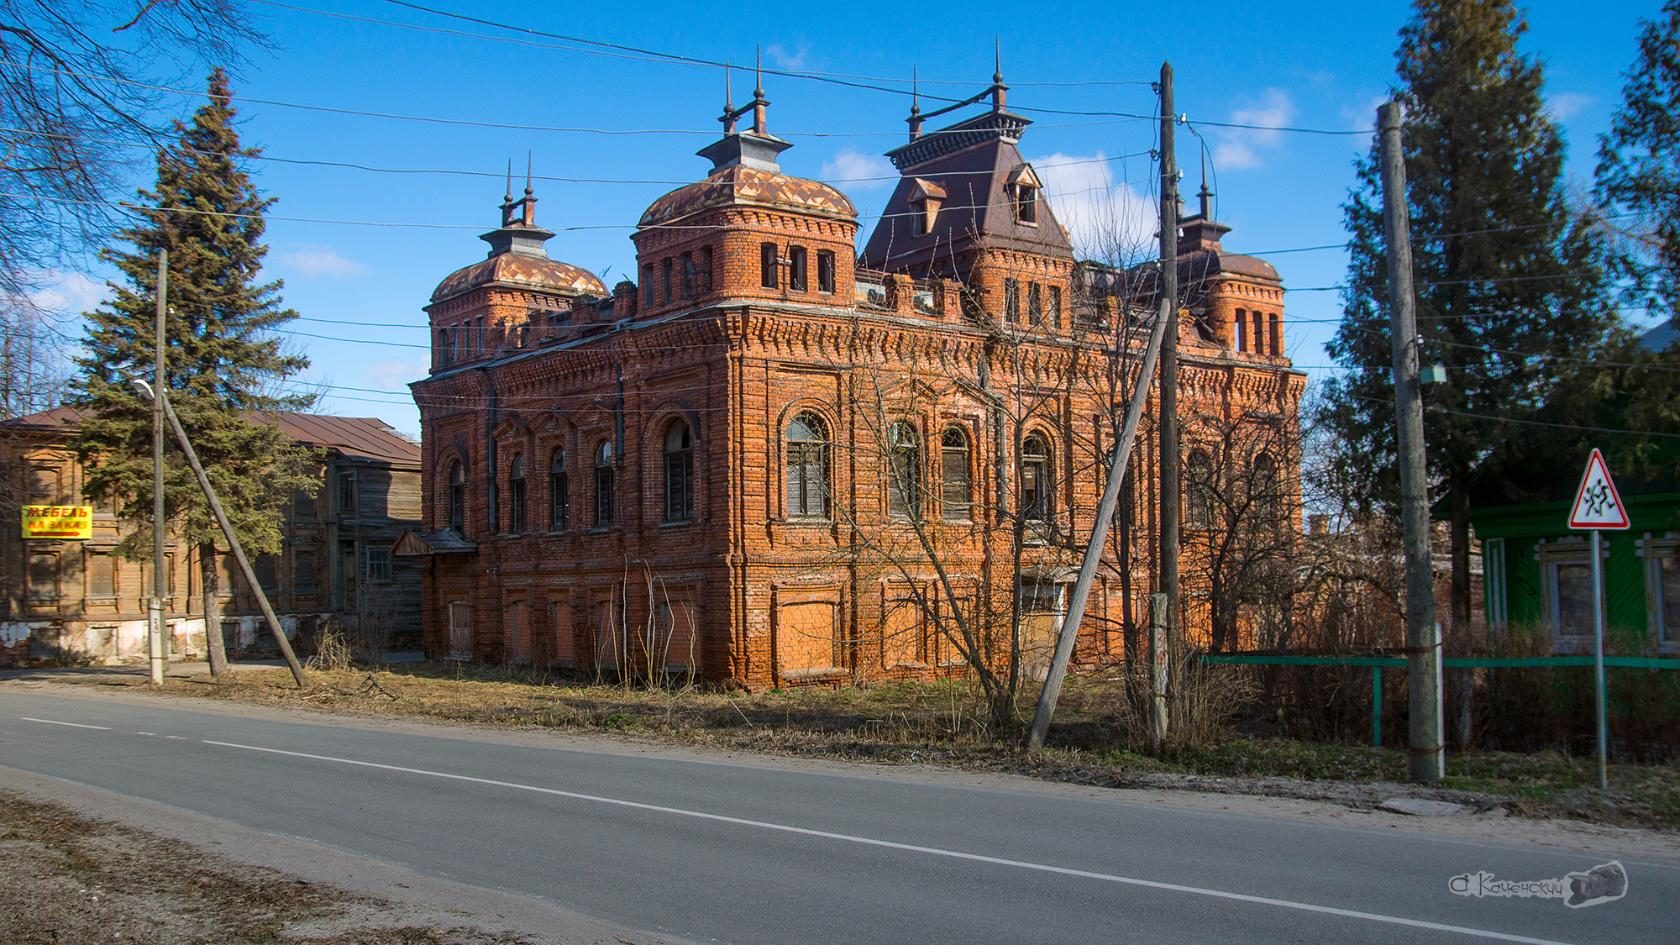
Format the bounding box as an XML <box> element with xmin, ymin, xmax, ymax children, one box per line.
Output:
<box><xmin>760</xmin><ymin>242</ymin><xmax>778</xmax><ymax>288</ymax></box>
<box><xmin>663</xmin><ymin>420</ymin><xmax>695</xmax><ymax>522</ymax></box>
<box><xmin>681</xmin><ymin>252</ymin><xmax>696</xmax><ymax>299</ymax></box>
<box><xmin>886</xmin><ymin>421</ymin><xmax>921</xmax><ymax>520</ymax></box>
<box><xmin>1027</xmin><ymin>282</ymin><xmax>1043</xmax><ymax>325</ymax></box>
<box><xmin>447</xmin><ymin>461</ymin><xmax>465</xmax><ymax>530</ymax></box>
<box><xmin>1185</xmin><ymin>449</ymin><xmax>1216</xmax><ymax>529</ymax></box>
<box><xmin>1003</xmin><ymin>279</ymin><xmax>1020</xmax><ymax>322</ymax></box>
<box><xmin>699</xmin><ymin>246</ymin><xmax>713</xmax><ymax>292</ymax></box>
<box><xmin>788</xmin><ymin>245</ymin><xmax>808</xmax><ymax>291</ymax></box>
<box><xmin>365</xmin><ymin>546</ymin><xmax>391</xmax><ymax>582</ymax></box>
<box><xmin>940</xmin><ymin>426</ymin><xmax>971</xmax><ymax>520</ymax></box>
<box><xmin>817</xmin><ymin>250</ymin><xmax>835</xmax><ymax>294</ymax></box>
<box><xmin>1016</xmin><ymin>184</ymin><xmax>1038</xmax><ymax>224</ymax></box>
<box><xmin>786</xmin><ymin>413</ymin><xmax>829</xmax><ymax>519</ymax></box>
<box><xmin>1021</xmin><ymin>433</ymin><xmax>1052</xmax><ymax>525</ymax></box>
<box><xmin>507</xmin><ymin>454</ymin><xmax>526</xmax><ymax>533</ymax></box>
<box><xmin>661</xmin><ymin>258</ymin><xmax>673</xmax><ymax>304</ymax></box>
<box><xmin>593</xmin><ymin>440</ymin><xmax>615</xmax><ymax>527</ymax></box>
<box><xmin>642</xmin><ymin>265</ymin><xmax>654</xmax><ymax>307</ymax></box>
<box><xmin>549</xmin><ymin>448</ymin><xmax>569</xmax><ymax>530</ymax></box>
<box><xmin>1049</xmin><ymin>286</ymin><xmax>1062</xmax><ymax>328</ymax></box>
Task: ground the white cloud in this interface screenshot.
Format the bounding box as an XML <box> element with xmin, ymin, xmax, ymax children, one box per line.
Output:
<box><xmin>27</xmin><ymin>270</ymin><xmax>107</xmax><ymax>314</ymax></box>
<box><xmin>1547</xmin><ymin>92</ymin><xmax>1593</xmax><ymax>122</ymax></box>
<box><xmin>365</xmin><ymin>357</ymin><xmax>427</xmax><ymax>391</ymax></box>
<box><xmin>820</xmin><ymin>148</ymin><xmax>895</xmax><ymax>189</ymax></box>
<box><xmin>1030</xmin><ymin>152</ymin><xmax>1156</xmax><ymax>258</ymax></box>
<box><xmin>278</xmin><ymin>245</ymin><xmax>367</xmax><ymax>279</ymax></box>
<box><xmin>1211</xmin><ymin>88</ymin><xmax>1297</xmax><ymax>172</ymax></box>
<box><xmin>765</xmin><ymin>42</ymin><xmax>809</xmax><ymax>71</ymax></box>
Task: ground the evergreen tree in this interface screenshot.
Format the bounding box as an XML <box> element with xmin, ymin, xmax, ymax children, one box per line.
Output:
<box><xmin>72</xmin><ymin>69</ymin><xmax>317</xmax><ymax>676</ymax></box>
<box><xmin>1317</xmin><ymin>0</ymin><xmax>1613</xmax><ymax>637</ymax></box>
<box><xmin>1596</xmin><ymin>0</ymin><xmax>1680</xmax><ymax>331</ymax></box>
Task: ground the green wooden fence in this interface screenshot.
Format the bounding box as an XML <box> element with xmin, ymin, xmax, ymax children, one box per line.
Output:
<box><xmin>1198</xmin><ymin>653</ymin><xmax>1680</xmax><ymax>747</ymax></box>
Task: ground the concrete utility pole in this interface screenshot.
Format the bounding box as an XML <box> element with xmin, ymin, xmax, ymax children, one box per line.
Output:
<box><xmin>132</xmin><ymin>379</ymin><xmax>309</xmax><ymax>689</ymax></box>
<box><xmin>1377</xmin><ymin>101</ymin><xmax>1444</xmax><ymax>783</ymax></box>
<box><xmin>1023</xmin><ymin>61</ymin><xmax>1178</xmax><ymax>752</ymax></box>
<box><xmin>148</xmin><ymin>250</ymin><xmax>167</xmax><ymax>687</ymax></box>
<box><xmin>1156</xmin><ymin>61</ymin><xmax>1181</xmax><ymax>726</ymax></box>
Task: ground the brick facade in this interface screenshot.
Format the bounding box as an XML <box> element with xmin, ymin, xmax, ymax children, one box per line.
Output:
<box><xmin>408</xmin><ymin>77</ymin><xmax>1305</xmax><ymax>688</ymax></box>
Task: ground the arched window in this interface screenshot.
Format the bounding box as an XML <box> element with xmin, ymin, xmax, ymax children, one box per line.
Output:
<box><xmin>1251</xmin><ymin>451</ymin><xmax>1279</xmax><ymax>527</ymax></box>
<box><xmin>786</xmin><ymin>413</ymin><xmax>828</xmax><ymax>519</ymax></box>
<box><xmin>1020</xmin><ymin>433</ymin><xmax>1052</xmax><ymax>525</ymax></box>
<box><xmin>507</xmin><ymin>454</ymin><xmax>526</xmax><ymax>533</ymax></box>
<box><xmin>886</xmin><ymin>421</ymin><xmax>921</xmax><ymax>520</ymax></box>
<box><xmin>1268</xmin><ymin>312</ymin><xmax>1281</xmax><ymax>355</ymax></box>
<box><xmin>549</xmin><ymin>448</ymin><xmax>569</xmax><ymax>530</ymax></box>
<box><xmin>447</xmin><ymin>460</ymin><xmax>465</xmax><ymax>530</ymax></box>
<box><xmin>663</xmin><ymin>419</ymin><xmax>694</xmax><ymax>522</ymax></box>
<box><xmin>1234</xmin><ymin>309</ymin><xmax>1247</xmax><ymax>351</ymax></box>
<box><xmin>940</xmin><ymin>426</ymin><xmax>971</xmax><ymax>521</ymax></box>
<box><xmin>593</xmin><ymin>440</ymin><xmax>615</xmax><ymax>527</ymax></box>
<box><xmin>1252</xmin><ymin>310</ymin><xmax>1265</xmax><ymax>355</ymax></box>
<box><xmin>1185</xmin><ymin>449</ymin><xmax>1216</xmax><ymax>529</ymax></box>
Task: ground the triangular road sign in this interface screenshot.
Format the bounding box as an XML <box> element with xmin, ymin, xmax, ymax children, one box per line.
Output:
<box><xmin>1568</xmin><ymin>448</ymin><xmax>1630</xmax><ymax>530</ymax></box>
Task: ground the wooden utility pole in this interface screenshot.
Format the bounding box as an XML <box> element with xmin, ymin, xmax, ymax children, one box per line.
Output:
<box><xmin>1156</xmin><ymin>61</ymin><xmax>1181</xmax><ymax>727</ymax></box>
<box><xmin>134</xmin><ymin>379</ymin><xmax>309</xmax><ymax>688</ymax></box>
<box><xmin>1377</xmin><ymin>100</ymin><xmax>1443</xmax><ymax>783</ymax></box>
<box><xmin>1023</xmin><ymin>61</ymin><xmax>1179</xmax><ymax>751</ymax></box>
<box><xmin>149</xmin><ymin>250</ymin><xmax>167</xmax><ymax>687</ymax></box>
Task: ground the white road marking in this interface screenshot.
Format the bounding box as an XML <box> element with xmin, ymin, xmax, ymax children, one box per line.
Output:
<box><xmin>202</xmin><ymin>738</ymin><xmax>1580</xmax><ymax>945</ymax></box>
<box><xmin>19</xmin><ymin>716</ymin><xmax>110</xmax><ymax>731</ymax></box>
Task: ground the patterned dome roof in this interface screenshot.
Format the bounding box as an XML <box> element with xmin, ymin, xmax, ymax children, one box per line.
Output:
<box><xmin>431</xmin><ymin>252</ymin><xmax>607</xmax><ymax>303</ymax></box>
<box><xmin>639</xmin><ymin>164</ymin><xmax>856</xmax><ymax>228</ymax></box>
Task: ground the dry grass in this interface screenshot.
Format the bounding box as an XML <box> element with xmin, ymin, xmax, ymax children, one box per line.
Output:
<box><xmin>54</xmin><ymin>661</ymin><xmax>1680</xmax><ymax>831</ymax></box>
<box><xmin>0</xmin><ymin>790</ymin><xmax>540</xmax><ymax>944</ymax></box>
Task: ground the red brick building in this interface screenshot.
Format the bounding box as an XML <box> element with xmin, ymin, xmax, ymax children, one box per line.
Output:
<box><xmin>404</xmin><ymin>72</ymin><xmax>1304</xmax><ymax>687</ymax></box>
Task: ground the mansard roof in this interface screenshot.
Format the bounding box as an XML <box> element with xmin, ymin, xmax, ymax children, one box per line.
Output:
<box><xmin>860</xmin><ymin>108</ymin><xmax>1071</xmax><ymax>276</ymax></box>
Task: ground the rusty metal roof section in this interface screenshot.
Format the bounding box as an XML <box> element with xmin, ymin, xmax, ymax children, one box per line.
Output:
<box><xmin>431</xmin><ymin>253</ymin><xmax>607</xmax><ymax>304</ymax></box>
<box><xmin>257</xmin><ymin>412</ymin><xmax>420</xmax><ymax>466</ymax></box>
<box><xmin>639</xmin><ymin>163</ymin><xmax>857</xmax><ymax>229</ymax></box>
<box><xmin>4</xmin><ymin>407</ymin><xmax>419</xmax><ymax>467</ymax></box>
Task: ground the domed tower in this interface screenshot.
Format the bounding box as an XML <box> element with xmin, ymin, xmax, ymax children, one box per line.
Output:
<box><xmin>1175</xmin><ymin>171</ymin><xmax>1287</xmax><ymax>360</ymax></box>
<box><xmin>427</xmin><ymin>170</ymin><xmax>606</xmax><ymax>372</ymax></box>
<box><xmin>633</xmin><ymin>66</ymin><xmax>857</xmax><ymax>318</ymax></box>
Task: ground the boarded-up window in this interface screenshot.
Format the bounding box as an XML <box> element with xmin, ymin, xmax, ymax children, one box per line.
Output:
<box><xmin>294</xmin><ymin>552</ymin><xmax>318</xmax><ymax>594</ymax></box>
<box><xmin>881</xmin><ymin>585</ymin><xmax>923</xmax><ymax>668</ymax></box>
<box><xmin>447</xmin><ymin>600</ymin><xmax>472</xmax><ymax>659</ymax></box>
<box><xmin>593</xmin><ymin>590</ymin><xmax>621</xmax><ymax>669</ymax></box>
<box><xmin>27</xmin><ymin>462</ymin><xmax>60</xmax><ymax>503</ymax></box>
<box><xmin>87</xmin><ymin>551</ymin><xmax>116</xmax><ymax>598</ymax></box>
<box><xmin>776</xmin><ymin>597</ymin><xmax>837</xmax><ymax>674</ymax></box>
<box><xmin>658</xmin><ymin>594</ymin><xmax>698</xmax><ymax>670</ymax></box>
<box><xmin>254</xmin><ymin>554</ymin><xmax>278</xmax><ymax>592</ymax></box>
<box><xmin>506</xmin><ymin>600</ymin><xmax>531</xmax><ymax>665</ymax></box>
<box><xmin>548</xmin><ymin>596</ymin><xmax>574</xmax><ymax>667</ymax></box>
<box><xmin>27</xmin><ymin>552</ymin><xmax>57</xmax><ymax>601</ymax></box>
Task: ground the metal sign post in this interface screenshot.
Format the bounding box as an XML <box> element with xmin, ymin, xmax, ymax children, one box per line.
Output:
<box><xmin>1567</xmin><ymin>448</ymin><xmax>1629</xmax><ymax>791</ymax></box>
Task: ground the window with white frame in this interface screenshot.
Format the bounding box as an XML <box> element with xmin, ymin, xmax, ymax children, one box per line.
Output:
<box><xmin>1639</xmin><ymin>535</ymin><xmax>1679</xmax><ymax>652</ymax></box>
<box><xmin>1537</xmin><ymin>538</ymin><xmax>1602</xmax><ymax>648</ymax></box>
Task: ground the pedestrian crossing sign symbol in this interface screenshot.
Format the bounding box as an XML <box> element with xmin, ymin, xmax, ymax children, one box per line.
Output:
<box><xmin>1568</xmin><ymin>449</ymin><xmax>1630</xmax><ymax>530</ymax></box>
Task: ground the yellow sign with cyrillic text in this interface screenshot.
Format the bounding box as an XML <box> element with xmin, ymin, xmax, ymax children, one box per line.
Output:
<box><xmin>21</xmin><ymin>505</ymin><xmax>93</xmax><ymax>540</ymax></box>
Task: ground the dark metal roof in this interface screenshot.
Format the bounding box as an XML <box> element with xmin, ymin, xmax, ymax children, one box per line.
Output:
<box><xmin>2</xmin><ymin>407</ymin><xmax>419</xmax><ymax>467</ymax></box>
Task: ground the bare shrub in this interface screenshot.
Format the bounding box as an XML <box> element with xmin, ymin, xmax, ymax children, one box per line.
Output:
<box><xmin>306</xmin><ymin>620</ymin><xmax>353</xmax><ymax>672</ymax></box>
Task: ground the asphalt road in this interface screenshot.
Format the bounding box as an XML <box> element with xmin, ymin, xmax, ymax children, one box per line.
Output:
<box><xmin>1</xmin><ymin>686</ymin><xmax>1674</xmax><ymax>945</ymax></box>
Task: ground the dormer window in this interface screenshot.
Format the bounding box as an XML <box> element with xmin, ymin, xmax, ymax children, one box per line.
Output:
<box><xmin>1006</xmin><ymin>164</ymin><xmax>1042</xmax><ymax>226</ymax></box>
<box><xmin>908</xmin><ymin>178</ymin><xmax>946</xmax><ymax>236</ymax></box>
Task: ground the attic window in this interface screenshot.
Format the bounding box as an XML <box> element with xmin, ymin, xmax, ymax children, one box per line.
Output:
<box><xmin>1015</xmin><ymin>185</ymin><xmax>1037</xmax><ymax>225</ymax></box>
<box><xmin>908</xmin><ymin>179</ymin><xmax>946</xmax><ymax>236</ymax></box>
<box><xmin>1006</xmin><ymin>165</ymin><xmax>1042</xmax><ymax>226</ymax></box>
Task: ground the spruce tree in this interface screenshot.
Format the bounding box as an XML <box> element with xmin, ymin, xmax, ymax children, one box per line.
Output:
<box><xmin>1318</xmin><ymin>0</ymin><xmax>1612</xmax><ymax>636</ymax></box>
<box><xmin>72</xmin><ymin>69</ymin><xmax>317</xmax><ymax>676</ymax></box>
<box><xmin>1596</xmin><ymin>0</ymin><xmax>1680</xmax><ymax>330</ymax></box>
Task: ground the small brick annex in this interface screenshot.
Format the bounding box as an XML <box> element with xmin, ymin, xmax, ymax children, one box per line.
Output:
<box><xmin>405</xmin><ymin>70</ymin><xmax>1304</xmax><ymax>689</ymax></box>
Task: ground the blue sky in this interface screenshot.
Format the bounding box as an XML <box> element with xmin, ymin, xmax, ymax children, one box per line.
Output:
<box><xmin>37</xmin><ymin>0</ymin><xmax>1668</xmax><ymax>437</ymax></box>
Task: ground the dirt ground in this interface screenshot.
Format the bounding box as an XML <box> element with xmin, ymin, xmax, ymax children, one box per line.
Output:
<box><xmin>0</xmin><ymin>788</ymin><xmax>559</xmax><ymax>945</ymax></box>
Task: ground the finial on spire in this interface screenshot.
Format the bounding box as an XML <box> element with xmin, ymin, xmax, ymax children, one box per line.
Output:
<box><xmin>500</xmin><ymin>158</ymin><xmax>515</xmax><ymax>226</ymax></box>
<box><xmin>907</xmin><ymin>67</ymin><xmax>923</xmax><ymax>141</ymax></box>
<box><xmin>991</xmin><ymin>38</ymin><xmax>1008</xmax><ymax>112</ymax></box>
<box><xmin>1198</xmin><ymin>145</ymin><xmax>1213</xmax><ymax>219</ymax></box>
<box><xmin>751</xmin><ymin>45</ymin><xmax>768</xmax><ymax>135</ymax></box>
<box><xmin>721</xmin><ymin>65</ymin><xmax>737</xmax><ymax>133</ymax></box>
<box><xmin>524</xmin><ymin>151</ymin><xmax>534</xmax><ymax>197</ymax></box>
